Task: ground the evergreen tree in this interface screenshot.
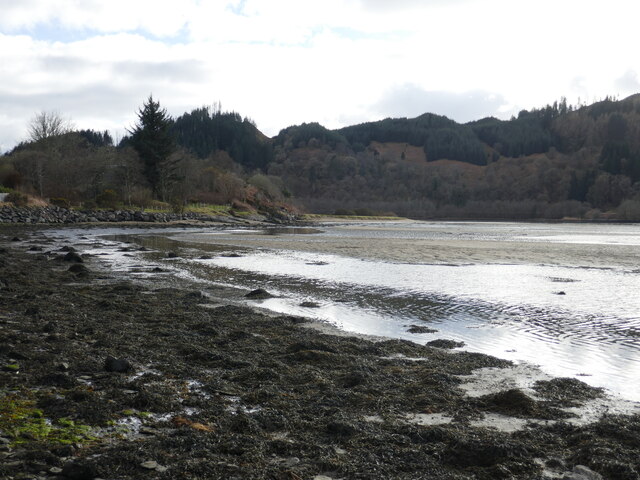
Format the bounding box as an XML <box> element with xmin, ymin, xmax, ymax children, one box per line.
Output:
<box><xmin>130</xmin><ymin>96</ymin><xmax>175</xmax><ymax>196</ymax></box>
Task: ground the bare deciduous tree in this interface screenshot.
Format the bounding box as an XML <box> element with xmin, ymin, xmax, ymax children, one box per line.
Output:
<box><xmin>27</xmin><ymin>111</ymin><xmax>73</xmax><ymax>143</ymax></box>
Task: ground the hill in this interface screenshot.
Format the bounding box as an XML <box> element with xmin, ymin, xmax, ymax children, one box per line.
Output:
<box><xmin>2</xmin><ymin>94</ymin><xmax>640</xmax><ymax>220</ymax></box>
<box><xmin>267</xmin><ymin>94</ymin><xmax>640</xmax><ymax>219</ymax></box>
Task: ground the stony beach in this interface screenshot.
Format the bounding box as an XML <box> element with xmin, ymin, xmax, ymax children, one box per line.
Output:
<box><xmin>1</xmin><ymin>224</ymin><xmax>640</xmax><ymax>479</ymax></box>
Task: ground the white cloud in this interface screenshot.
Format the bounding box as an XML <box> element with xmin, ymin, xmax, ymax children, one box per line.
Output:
<box><xmin>615</xmin><ymin>70</ymin><xmax>640</xmax><ymax>96</ymax></box>
<box><xmin>0</xmin><ymin>0</ymin><xmax>639</xmax><ymax>152</ymax></box>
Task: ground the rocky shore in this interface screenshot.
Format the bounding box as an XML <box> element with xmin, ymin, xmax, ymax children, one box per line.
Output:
<box><xmin>0</xmin><ymin>206</ymin><xmax>296</xmax><ymax>225</ymax></box>
<box><xmin>1</xmin><ymin>225</ymin><xmax>640</xmax><ymax>479</ymax></box>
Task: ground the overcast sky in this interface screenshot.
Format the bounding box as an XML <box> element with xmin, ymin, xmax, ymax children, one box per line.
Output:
<box><xmin>1</xmin><ymin>0</ymin><xmax>639</xmax><ymax>152</ymax></box>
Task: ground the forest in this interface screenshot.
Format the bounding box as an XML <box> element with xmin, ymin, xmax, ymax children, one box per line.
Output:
<box><xmin>1</xmin><ymin>93</ymin><xmax>640</xmax><ymax>220</ymax></box>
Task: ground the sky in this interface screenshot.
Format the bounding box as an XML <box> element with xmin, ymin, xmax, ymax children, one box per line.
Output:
<box><xmin>1</xmin><ymin>0</ymin><xmax>639</xmax><ymax>152</ymax></box>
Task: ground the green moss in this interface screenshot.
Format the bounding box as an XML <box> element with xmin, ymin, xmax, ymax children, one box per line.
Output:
<box><xmin>3</xmin><ymin>363</ymin><xmax>19</xmax><ymax>371</ymax></box>
<box><xmin>0</xmin><ymin>394</ymin><xmax>94</xmax><ymax>446</ymax></box>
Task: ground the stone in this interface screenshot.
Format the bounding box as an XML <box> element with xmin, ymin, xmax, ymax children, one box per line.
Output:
<box><xmin>63</xmin><ymin>252</ymin><xmax>83</xmax><ymax>263</ymax></box>
<box><xmin>104</xmin><ymin>356</ymin><xmax>132</xmax><ymax>373</ymax></box>
<box><xmin>245</xmin><ymin>288</ymin><xmax>273</xmax><ymax>299</ymax></box>
<box><xmin>140</xmin><ymin>460</ymin><xmax>160</xmax><ymax>470</ymax></box>
<box><xmin>407</xmin><ymin>325</ymin><xmax>438</xmax><ymax>334</ymax></box>
<box><xmin>281</xmin><ymin>457</ymin><xmax>300</xmax><ymax>468</ymax></box>
<box><xmin>300</xmin><ymin>301</ymin><xmax>320</xmax><ymax>308</ymax></box>
<box><xmin>562</xmin><ymin>465</ymin><xmax>604</xmax><ymax>480</ymax></box>
<box><xmin>426</xmin><ymin>339</ymin><xmax>465</xmax><ymax>349</ymax></box>
<box><xmin>68</xmin><ymin>264</ymin><xmax>89</xmax><ymax>275</ymax></box>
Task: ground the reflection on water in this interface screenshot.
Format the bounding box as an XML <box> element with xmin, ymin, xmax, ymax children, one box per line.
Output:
<box><xmin>53</xmin><ymin>222</ymin><xmax>640</xmax><ymax>401</ymax></box>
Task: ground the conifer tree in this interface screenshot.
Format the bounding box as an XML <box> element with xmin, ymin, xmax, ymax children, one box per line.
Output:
<box><xmin>130</xmin><ymin>95</ymin><xmax>175</xmax><ymax>197</ymax></box>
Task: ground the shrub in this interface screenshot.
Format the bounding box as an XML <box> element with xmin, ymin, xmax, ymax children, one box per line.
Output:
<box><xmin>95</xmin><ymin>189</ymin><xmax>118</xmax><ymax>209</ymax></box>
<box><xmin>130</xmin><ymin>187</ymin><xmax>153</xmax><ymax>209</ymax></box>
<box><xmin>170</xmin><ymin>198</ymin><xmax>185</xmax><ymax>214</ymax></box>
<box><xmin>82</xmin><ymin>200</ymin><xmax>97</xmax><ymax>210</ymax></box>
<box><xmin>334</xmin><ymin>208</ymin><xmax>355</xmax><ymax>216</ymax></box>
<box><xmin>0</xmin><ymin>186</ymin><xmax>13</xmax><ymax>194</ymax></box>
<box><xmin>49</xmin><ymin>197</ymin><xmax>71</xmax><ymax>209</ymax></box>
<box><xmin>353</xmin><ymin>207</ymin><xmax>376</xmax><ymax>216</ymax></box>
<box><xmin>5</xmin><ymin>192</ymin><xmax>28</xmax><ymax>207</ymax></box>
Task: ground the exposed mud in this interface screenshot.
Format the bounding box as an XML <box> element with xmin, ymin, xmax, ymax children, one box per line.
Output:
<box><xmin>1</xmin><ymin>225</ymin><xmax>639</xmax><ymax>479</ymax></box>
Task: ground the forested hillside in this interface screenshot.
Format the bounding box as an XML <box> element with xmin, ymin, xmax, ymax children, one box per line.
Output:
<box><xmin>1</xmin><ymin>94</ymin><xmax>640</xmax><ymax>220</ymax></box>
<box><xmin>268</xmin><ymin>94</ymin><xmax>640</xmax><ymax>219</ymax></box>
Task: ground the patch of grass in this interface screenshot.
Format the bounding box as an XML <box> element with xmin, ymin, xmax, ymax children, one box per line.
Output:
<box><xmin>120</xmin><ymin>409</ymin><xmax>153</xmax><ymax>418</ymax></box>
<box><xmin>0</xmin><ymin>393</ymin><xmax>94</xmax><ymax>446</ymax></box>
<box><xmin>184</xmin><ymin>204</ymin><xmax>231</xmax><ymax>215</ymax></box>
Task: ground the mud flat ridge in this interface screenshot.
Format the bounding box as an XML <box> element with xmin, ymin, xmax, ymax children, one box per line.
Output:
<box><xmin>1</xmin><ymin>225</ymin><xmax>640</xmax><ymax>479</ymax></box>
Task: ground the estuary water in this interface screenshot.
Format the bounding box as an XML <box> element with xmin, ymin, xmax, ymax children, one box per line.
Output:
<box><xmin>98</xmin><ymin>221</ymin><xmax>640</xmax><ymax>400</ymax></box>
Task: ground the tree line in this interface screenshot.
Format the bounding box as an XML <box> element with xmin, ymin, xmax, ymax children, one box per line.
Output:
<box><xmin>2</xmin><ymin>93</ymin><xmax>640</xmax><ymax>220</ymax></box>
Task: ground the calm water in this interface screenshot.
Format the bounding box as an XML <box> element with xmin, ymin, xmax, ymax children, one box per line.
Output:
<box><xmin>57</xmin><ymin>221</ymin><xmax>640</xmax><ymax>400</ymax></box>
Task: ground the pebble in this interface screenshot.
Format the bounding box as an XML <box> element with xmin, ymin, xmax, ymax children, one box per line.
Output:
<box><xmin>140</xmin><ymin>460</ymin><xmax>159</xmax><ymax>470</ymax></box>
<box><xmin>282</xmin><ymin>457</ymin><xmax>300</xmax><ymax>467</ymax></box>
<box><xmin>562</xmin><ymin>465</ymin><xmax>603</xmax><ymax>480</ymax></box>
<box><xmin>104</xmin><ymin>356</ymin><xmax>132</xmax><ymax>373</ymax></box>
<box><xmin>49</xmin><ymin>467</ymin><xmax>63</xmax><ymax>474</ymax></box>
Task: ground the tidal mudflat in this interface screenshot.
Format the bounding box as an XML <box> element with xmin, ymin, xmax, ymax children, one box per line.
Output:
<box><xmin>1</xmin><ymin>223</ymin><xmax>640</xmax><ymax>479</ymax></box>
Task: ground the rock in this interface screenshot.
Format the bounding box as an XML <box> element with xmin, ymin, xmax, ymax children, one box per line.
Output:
<box><xmin>555</xmin><ymin>291</ymin><xmax>567</xmax><ymax>295</ymax></box>
<box><xmin>61</xmin><ymin>460</ymin><xmax>97</xmax><ymax>480</ymax></box>
<box><xmin>140</xmin><ymin>460</ymin><xmax>159</xmax><ymax>470</ymax></box>
<box><xmin>140</xmin><ymin>460</ymin><xmax>166</xmax><ymax>472</ymax></box>
<box><xmin>245</xmin><ymin>288</ymin><xmax>273</xmax><ymax>299</ymax></box>
<box><xmin>300</xmin><ymin>301</ymin><xmax>320</xmax><ymax>308</ymax></box>
<box><xmin>562</xmin><ymin>465</ymin><xmax>604</xmax><ymax>480</ymax></box>
<box><xmin>104</xmin><ymin>356</ymin><xmax>132</xmax><ymax>373</ymax></box>
<box><xmin>167</xmin><ymin>252</ymin><xmax>179</xmax><ymax>258</ymax></box>
<box><xmin>407</xmin><ymin>325</ymin><xmax>438</xmax><ymax>334</ymax></box>
<box><xmin>326</xmin><ymin>421</ymin><xmax>357</xmax><ymax>437</ymax></box>
<box><xmin>60</xmin><ymin>246</ymin><xmax>76</xmax><ymax>252</ymax></box>
<box><xmin>222</xmin><ymin>252</ymin><xmax>242</xmax><ymax>258</ymax></box>
<box><xmin>68</xmin><ymin>264</ymin><xmax>89</xmax><ymax>275</ymax></box>
<box><xmin>151</xmin><ymin>267</ymin><xmax>164</xmax><ymax>272</ymax></box>
<box><xmin>63</xmin><ymin>252</ymin><xmax>83</xmax><ymax>263</ymax></box>
<box><xmin>49</xmin><ymin>467</ymin><xmax>64</xmax><ymax>474</ymax></box>
<box><xmin>281</xmin><ymin>457</ymin><xmax>300</xmax><ymax>468</ymax></box>
<box><xmin>481</xmin><ymin>389</ymin><xmax>538</xmax><ymax>416</ymax></box>
<box><xmin>426</xmin><ymin>339</ymin><xmax>465</xmax><ymax>349</ymax></box>
<box><xmin>11</xmin><ymin>236</ymin><xmax>21</xmax><ymax>241</ymax></box>
<box><xmin>313</xmin><ymin>476</ymin><xmax>334</xmax><ymax>480</ymax></box>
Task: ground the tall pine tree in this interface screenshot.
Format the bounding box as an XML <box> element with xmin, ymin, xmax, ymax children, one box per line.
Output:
<box><xmin>130</xmin><ymin>95</ymin><xmax>175</xmax><ymax>198</ymax></box>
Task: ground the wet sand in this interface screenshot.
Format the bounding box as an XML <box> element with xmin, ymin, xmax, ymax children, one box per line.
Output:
<box><xmin>1</xmin><ymin>224</ymin><xmax>640</xmax><ymax>479</ymax></box>
<box><xmin>173</xmin><ymin>222</ymin><xmax>640</xmax><ymax>269</ymax></box>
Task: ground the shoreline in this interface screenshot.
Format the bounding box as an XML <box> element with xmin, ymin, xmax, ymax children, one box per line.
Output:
<box><xmin>1</xmin><ymin>225</ymin><xmax>640</xmax><ymax>479</ymax></box>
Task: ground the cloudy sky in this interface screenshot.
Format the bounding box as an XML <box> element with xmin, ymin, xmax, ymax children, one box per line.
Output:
<box><xmin>1</xmin><ymin>0</ymin><xmax>639</xmax><ymax>152</ymax></box>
